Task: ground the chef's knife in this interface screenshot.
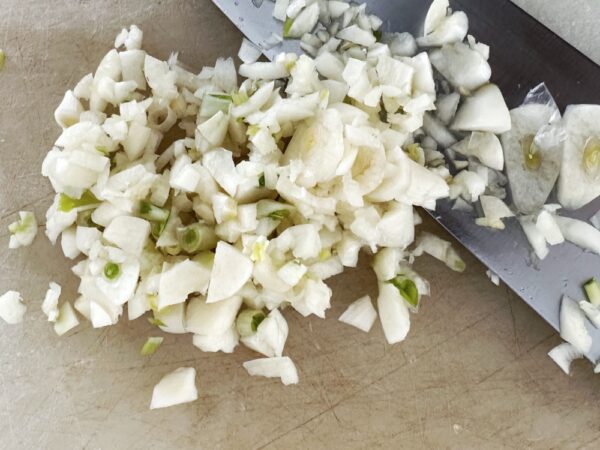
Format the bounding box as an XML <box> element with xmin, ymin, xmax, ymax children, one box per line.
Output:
<box><xmin>211</xmin><ymin>0</ymin><xmax>600</xmax><ymax>361</ymax></box>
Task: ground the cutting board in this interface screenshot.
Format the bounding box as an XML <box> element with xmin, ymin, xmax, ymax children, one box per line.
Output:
<box><xmin>1</xmin><ymin>1</ymin><xmax>600</xmax><ymax>448</ymax></box>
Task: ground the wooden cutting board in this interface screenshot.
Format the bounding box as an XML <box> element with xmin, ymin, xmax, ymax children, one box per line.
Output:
<box><xmin>1</xmin><ymin>1</ymin><xmax>600</xmax><ymax>448</ymax></box>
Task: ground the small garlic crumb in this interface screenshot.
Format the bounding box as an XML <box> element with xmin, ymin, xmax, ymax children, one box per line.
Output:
<box><xmin>486</xmin><ymin>270</ymin><xmax>500</xmax><ymax>286</ymax></box>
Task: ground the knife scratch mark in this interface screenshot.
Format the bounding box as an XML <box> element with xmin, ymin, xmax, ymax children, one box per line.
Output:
<box><xmin>507</xmin><ymin>295</ymin><xmax>520</xmax><ymax>354</ymax></box>
<box><xmin>258</xmin><ymin>309</ymin><xmax>499</xmax><ymax>449</ymax></box>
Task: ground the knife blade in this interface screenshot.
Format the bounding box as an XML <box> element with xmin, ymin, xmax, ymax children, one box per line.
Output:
<box><xmin>211</xmin><ymin>0</ymin><xmax>600</xmax><ymax>361</ymax></box>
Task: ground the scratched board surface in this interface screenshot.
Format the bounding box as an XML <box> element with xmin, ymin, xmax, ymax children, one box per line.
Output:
<box><xmin>1</xmin><ymin>1</ymin><xmax>600</xmax><ymax>448</ymax></box>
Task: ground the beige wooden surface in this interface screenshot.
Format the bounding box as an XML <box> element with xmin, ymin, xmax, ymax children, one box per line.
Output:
<box><xmin>1</xmin><ymin>1</ymin><xmax>600</xmax><ymax>449</ymax></box>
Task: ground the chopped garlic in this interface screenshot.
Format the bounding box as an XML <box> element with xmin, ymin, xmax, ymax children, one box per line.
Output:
<box><xmin>338</xmin><ymin>295</ymin><xmax>377</xmax><ymax>332</ymax></box>
<box><xmin>54</xmin><ymin>301</ymin><xmax>79</xmax><ymax>336</ymax></box>
<box><xmin>243</xmin><ymin>356</ymin><xmax>299</xmax><ymax>385</ymax></box>
<box><xmin>42</xmin><ymin>282</ymin><xmax>61</xmax><ymax>322</ymax></box>
<box><xmin>150</xmin><ymin>367</ymin><xmax>198</xmax><ymax>409</ymax></box>
<box><xmin>8</xmin><ymin>211</ymin><xmax>37</xmax><ymax>249</ymax></box>
<box><xmin>548</xmin><ymin>342</ymin><xmax>583</xmax><ymax>375</ymax></box>
<box><xmin>0</xmin><ymin>291</ymin><xmax>26</xmax><ymax>324</ymax></box>
<box><xmin>33</xmin><ymin>3</ymin><xmax>551</xmax><ymax>393</ymax></box>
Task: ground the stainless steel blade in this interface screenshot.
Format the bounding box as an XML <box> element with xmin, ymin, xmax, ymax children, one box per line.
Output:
<box><xmin>211</xmin><ymin>0</ymin><xmax>300</xmax><ymax>60</ymax></box>
<box><xmin>211</xmin><ymin>0</ymin><xmax>600</xmax><ymax>361</ymax></box>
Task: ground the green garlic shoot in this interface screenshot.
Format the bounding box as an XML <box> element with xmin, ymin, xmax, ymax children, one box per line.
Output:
<box><xmin>141</xmin><ymin>336</ymin><xmax>164</xmax><ymax>356</ymax></box>
<box><xmin>177</xmin><ymin>223</ymin><xmax>218</xmax><ymax>253</ymax></box>
<box><xmin>584</xmin><ymin>278</ymin><xmax>600</xmax><ymax>306</ymax></box>
<box><xmin>319</xmin><ymin>248</ymin><xmax>331</xmax><ymax>261</ymax></box>
<box><xmin>139</xmin><ymin>200</ymin><xmax>170</xmax><ymax>222</ymax></box>
<box><xmin>148</xmin><ymin>317</ymin><xmax>166</xmax><ymax>327</ymax></box>
<box><xmin>231</xmin><ymin>90</ymin><xmax>249</xmax><ymax>106</ymax></box>
<box><xmin>103</xmin><ymin>262</ymin><xmax>121</xmax><ymax>280</ymax></box>
<box><xmin>283</xmin><ymin>18</ymin><xmax>294</xmax><ymax>38</ymax></box>
<box><xmin>200</xmin><ymin>93</ymin><xmax>232</xmax><ymax>117</ymax></box>
<box><xmin>257</xmin><ymin>199</ymin><xmax>294</xmax><ymax>220</ymax></box>
<box><xmin>58</xmin><ymin>190</ymin><xmax>100</xmax><ymax>213</ymax></box>
<box><xmin>76</xmin><ymin>209</ymin><xmax>96</xmax><ymax>227</ymax></box>
<box><xmin>389</xmin><ymin>276</ymin><xmax>419</xmax><ymax>309</ymax></box>
<box><xmin>405</xmin><ymin>143</ymin><xmax>424</xmax><ymax>164</ymax></box>
<box><xmin>236</xmin><ymin>309</ymin><xmax>266</xmax><ymax>337</ymax></box>
<box><xmin>268</xmin><ymin>209</ymin><xmax>291</xmax><ymax>221</ymax></box>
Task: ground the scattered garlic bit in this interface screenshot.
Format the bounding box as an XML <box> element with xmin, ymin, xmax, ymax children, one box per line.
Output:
<box><xmin>485</xmin><ymin>270</ymin><xmax>500</xmax><ymax>286</ymax></box>
<box><xmin>451</xmin><ymin>84</ymin><xmax>511</xmax><ymax>134</ymax></box>
<box><xmin>475</xmin><ymin>195</ymin><xmax>513</xmax><ymax>230</ymax></box>
<box><xmin>114</xmin><ymin>24</ymin><xmax>143</xmax><ymax>50</ymax></box>
<box><xmin>429</xmin><ymin>42</ymin><xmax>491</xmax><ymax>92</ymax></box>
<box><xmin>519</xmin><ymin>216</ymin><xmax>549</xmax><ymax>261</ymax></box>
<box><xmin>535</xmin><ymin>209</ymin><xmax>564</xmax><ymax>246</ymax></box>
<box><xmin>584</xmin><ymin>278</ymin><xmax>600</xmax><ymax>306</ymax></box>
<box><xmin>240</xmin><ymin>309</ymin><xmax>288</xmax><ymax>357</ymax></box>
<box><xmin>515</xmin><ymin>206</ymin><xmax>599</xmax><ymax>260</ymax></box>
<box><xmin>54</xmin><ymin>302</ymin><xmax>79</xmax><ymax>336</ymax></box>
<box><xmin>54</xmin><ymin>90</ymin><xmax>84</xmax><ymax>129</ymax></box>
<box><xmin>412</xmin><ymin>232</ymin><xmax>465</xmax><ymax>272</ymax></box>
<box><xmin>338</xmin><ymin>295</ymin><xmax>377</xmax><ymax>333</ymax></box>
<box><xmin>417</xmin><ymin>2</ymin><xmax>468</xmax><ymax>47</ymax></box>
<box><xmin>449</xmin><ymin>170</ymin><xmax>486</xmax><ymax>203</ymax></box>
<box><xmin>42</xmin><ymin>282</ymin><xmax>61</xmax><ymax>322</ymax></box>
<box><xmin>273</xmin><ymin>0</ymin><xmax>289</xmax><ymax>21</ymax></box>
<box><xmin>452</xmin><ymin>132</ymin><xmax>504</xmax><ymax>171</ymax></box>
<box><xmin>0</xmin><ymin>291</ymin><xmax>26</xmax><ymax>324</ymax></box>
<box><xmin>8</xmin><ymin>211</ymin><xmax>38</xmax><ymax>249</ymax></box>
<box><xmin>423</xmin><ymin>0</ymin><xmax>450</xmax><ymax>37</ymax></box>
<box><xmin>579</xmin><ymin>301</ymin><xmax>600</xmax><ymax>329</ymax></box>
<box><xmin>243</xmin><ymin>356</ymin><xmax>299</xmax><ymax>385</ymax></box>
<box><xmin>560</xmin><ymin>295</ymin><xmax>592</xmax><ymax>354</ymax></box>
<box><xmin>238</xmin><ymin>38</ymin><xmax>262</xmax><ymax>64</ymax></box>
<box><xmin>548</xmin><ymin>342</ymin><xmax>583</xmax><ymax>375</ymax></box>
<box><xmin>555</xmin><ymin>216</ymin><xmax>600</xmax><ymax>256</ymax></box>
<box><xmin>377</xmin><ymin>282</ymin><xmax>410</xmax><ymax>345</ymax></box>
<box><xmin>150</xmin><ymin>367</ymin><xmax>198</xmax><ymax>409</ymax></box>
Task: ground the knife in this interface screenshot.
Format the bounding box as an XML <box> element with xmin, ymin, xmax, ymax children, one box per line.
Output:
<box><xmin>211</xmin><ymin>0</ymin><xmax>600</xmax><ymax>361</ymax></box>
